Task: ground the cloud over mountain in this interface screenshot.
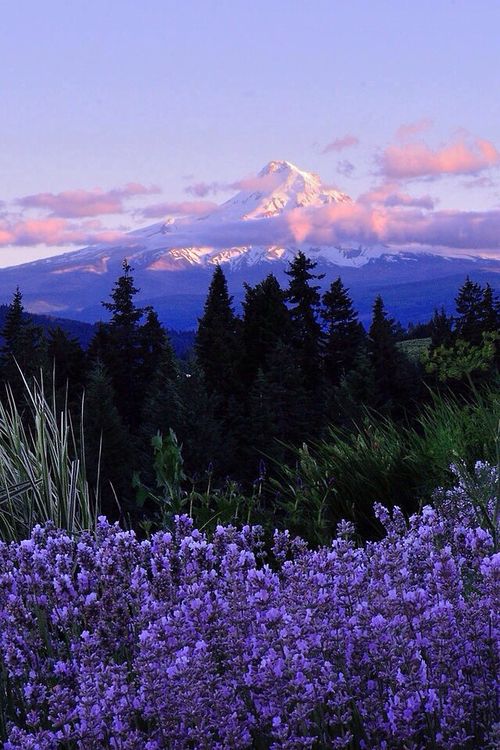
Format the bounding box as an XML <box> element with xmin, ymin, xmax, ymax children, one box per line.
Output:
<box><xmin>17</xmin><ymin>184</ymin><xmax>160</xmax><ymax>218</ymax></box>
<box><xmin>379</xmin><ymin>136</ymin><xmax>500</xmax><ymax>180</ymax></box>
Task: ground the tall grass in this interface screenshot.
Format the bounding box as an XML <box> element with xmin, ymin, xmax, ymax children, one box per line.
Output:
<box><xmin>273</xmin><ymin>388</ymin><xmax>500</xmax><ymax>543</ymax></box>
<box><xmin>0</xmin><ymin>370</ymin><xmax>97</xmax><ymax>542</ymax></box>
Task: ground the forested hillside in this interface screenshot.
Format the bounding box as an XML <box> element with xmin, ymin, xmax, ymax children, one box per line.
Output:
<box><xmin>0</xmin><ymin>254</ymin><xmax>497</xmax><ymax>541</ymax></box>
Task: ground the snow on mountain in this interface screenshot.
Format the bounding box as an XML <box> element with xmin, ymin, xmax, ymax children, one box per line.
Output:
<box><xmin>19</xmin><ymin>160</ymin><xmax>366</xmax><ymax>276</ymax></box>
<box><xmin>0</xmin><ymin>159</ymin><xmax>498</xmax><ymax>327</ymax></box>
<box><xmin>200</xmin><ymin>159</ymin><xmax>351</xmax><ymax>223</ymax></box>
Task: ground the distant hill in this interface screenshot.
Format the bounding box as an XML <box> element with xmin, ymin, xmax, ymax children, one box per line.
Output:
<box><xmin>0</xmin><ymin>305</ymin><xmax>195</xmax><ymax>358</ymax></box>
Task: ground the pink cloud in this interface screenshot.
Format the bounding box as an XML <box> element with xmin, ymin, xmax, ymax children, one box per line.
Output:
<box><xmin>140</xmin><ymin>200</ymin><xmax>217</xmax><ymax>218</ymax></box>
<box><xmin>359</xmin><ymin>182</ymin><xmax>436</xmax><ymax>209</ymax></box>
<box><xmin>379</xmin><ymin>137</ymin><xmax>500</xmax><ymax>179</ymax></box>
<box><xmin>184</xmin><ymin>171</ymin><xmax>289</xmax><ymax>197</ymax></box>
<box><xmin>322</xmin><ymin>134</ymin><xmax>359</xmax><ymax>154</ymax></box>
<box><xmin>17</xmin><ymin>183</ymin><xmax>161</xmax><ymax>218</ymax></box>
<box><xmin>0</xmin><ymin>216</ymin><xmax>129</xmax><ymax>247</ymax></box>
<box><xmin>395</xmin><ymin>118</ymin><xmax>433</xmax><ymax>141</ymax></box>
<box><xmin>282</xmin><ymin>200</ymin><xmax>500</xmax><ymax>251</ymax></box>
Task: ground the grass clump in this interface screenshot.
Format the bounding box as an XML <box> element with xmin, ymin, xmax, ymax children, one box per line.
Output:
<box><xmin>0</xmin><ymin>371</ymin><xmax>96</xmax><ymax>542</ymax></box>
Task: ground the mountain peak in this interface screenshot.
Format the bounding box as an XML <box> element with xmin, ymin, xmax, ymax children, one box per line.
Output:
<box><xmin>214</xmin><ymin>159</ymin><xmax>351</xmax><ymax>221</ymax></box>
<box><xmin>259</xmin><ymin>159</ymin><xmax>301</xmax><ymax>176</ymax></box>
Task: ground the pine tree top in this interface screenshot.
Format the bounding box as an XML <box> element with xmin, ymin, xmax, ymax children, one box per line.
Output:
<box><xmin>102</xmin><ymin>260</ymin><xmax>144</xmax><ymax>329</ymax></box>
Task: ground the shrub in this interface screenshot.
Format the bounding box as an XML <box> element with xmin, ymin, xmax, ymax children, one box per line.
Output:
<box><xmin>0</xmin><ymin>373</ymin><xmax>95</xmax><ymax>542</ymax></box>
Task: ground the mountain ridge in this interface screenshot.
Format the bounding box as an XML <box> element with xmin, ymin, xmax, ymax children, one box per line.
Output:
<box><xmin>0</xmin><ymin>159</ymin><xmax>498</xmax><ymax>328</ymax></box>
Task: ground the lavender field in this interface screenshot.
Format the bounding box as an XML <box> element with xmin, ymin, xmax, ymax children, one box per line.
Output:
<box><xmin>1</xmin><ymin>464</ymin><xmax>498</xmax><ymax>749</ymax></box>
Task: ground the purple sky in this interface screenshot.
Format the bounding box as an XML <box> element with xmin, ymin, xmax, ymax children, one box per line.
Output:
<box><xmin>1</xmin><ymin>0</ymin><xmax>500</xmax><ymax>266</ymax></box>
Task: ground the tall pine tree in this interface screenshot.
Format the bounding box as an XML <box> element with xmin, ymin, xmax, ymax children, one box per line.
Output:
<box><xmin>95</xmin><ymin>260</ymin><xmax>147</xmax><ymax>427</ymax></box>
<box><xmin>454</xmin><ymin>277</ymin><xmax>485</xmax><ymax>345</ymax></box>
<box><xmin>241</xmin><ymin>274</ymin><xmax>291</xmax><ymax>387</ymax></box>
<box><xmin>84</xmin><ymin>360</ymin><xmax>133</xmax><ymax>518</ymax></box>
<box><xmin>1</xmin><ymin>287</ymin><xmax>45</xmax><ymax>393</ymax></box>
<box><xmin>321</xmin><ymin>277</ymin><xmax>364</xmax><ymax>386</ymax></box>
<box><xmin>195</xmin><ymin>264</ymin><xmax>239</xmax><ymax>399</ymax></box>
<box><xmin>284</xmin><ymin>251</ymin><xmax>324</xmax><ymax>388</ymax></box>
<box><xmin>368</xmin><ymin>295</ymin><xmax>407</xmax><ymax>410</ymax></box>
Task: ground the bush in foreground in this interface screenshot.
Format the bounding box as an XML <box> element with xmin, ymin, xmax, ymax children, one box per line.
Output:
<box><xmin>0</xmin><ymin>465</ymin><xmax>498</xmax><ymax>749</ymax></box>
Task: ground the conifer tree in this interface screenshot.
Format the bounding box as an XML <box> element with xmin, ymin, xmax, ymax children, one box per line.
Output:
<box><xmin>241</xmin><ymin>274</ymin><xmax>291</xmax><ymax>387</ymax></box>
<box><xmin>429</xmin><ymin>307</ymin><xmax>454</xmax><ymax>349</ymax></box>
<box><xmin>284</xmin><ymin>252</ymin><xmax>324</xmax><ymax>387</ymax></box>
<box><xmin>103</xmin><ymin>260</ymin><xmax>144</xmax><ymax>328</ymax></box>
<box><xmin>454</xmin><ymin>277</ymin><xmax>484</xmax><ymax>345</ymax></box>
<box><xmin>1</xmin><ymin>287</ymin><xmax>45</xmax><ymax>390</ymax></box>
<box><xmin>336</xmin><ymin>344</ymin><xmax>378</xmax><ymax>423</ymax></box>
<box><xmin>195</xmin><ymin>264</ymin><xmax>238</xmax><ymax>399</ymax></box>
<box><xmin>97</xmin><ymin>260</ymin><xmax>147</xmax><ymax>426</ymax></box>
<box><xmin>368</xmin><ymin>295</ymin><xmax>406</xmax><ymax>409</ymax></box>
<box><xmin>87</xmin><ymin>321</ymin><xmax>112</xmax><ymax>365</ymax></box>
<box><xmin>1</xmin><ymin>287</ymin><xmax>23</xmax><ymax>352</ymax></box>
<box><xmin>248</xmin><ymin>340</ymin><xmax>309</xmax><ymax>461</ymax></box>
<box><xmin>84</xmin><ymin>360</ymin><xmax>133</xmax><ymax>518</ymax></box>
<box><xmin>139</xmin><ymin>318</ymin><xmax>183</xmax><ymax>472</ymax></box>
<box><xmin>174</xmin><ymin>360</ymin><xmax>223</xmax><ymax>474</ymax></box>
<box><xmin>140</xmin><ymin>308</ymin><xmax>177</xmax><ymax>384</ymax></box>
<box><xmin>480</xmin><ymin>283</ymin><xmax>500</xmax><ymax>333</ymax></box>
<box><xmin>321</xmin><ymin>277</ymin><xmax>364</xmax><ymax>386</ymax></box>
<box><xmin>46</xmin><ymin>326</ymin><xmax>87</xmax><ymax>405</ymax></box>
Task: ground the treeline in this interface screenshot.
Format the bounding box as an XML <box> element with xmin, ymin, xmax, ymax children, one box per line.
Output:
<box><xmin>1</xmin><ymin>254</ymin><xmax>498</xmax><ymax>523</ymax></box>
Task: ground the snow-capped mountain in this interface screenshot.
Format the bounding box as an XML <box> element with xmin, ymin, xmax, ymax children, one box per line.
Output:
<box><xmin>0</xmin><ymin>160</ymin><xmax>498</xmax><ymax>328</ymax></box>
<box><xmin>204</xmin><ymin>160</ymin><xmax>351</xmax><ymax>222</ymax></box>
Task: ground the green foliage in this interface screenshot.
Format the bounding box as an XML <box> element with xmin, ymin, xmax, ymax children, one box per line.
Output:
<box><xmin>0</xmin><ymin>370</ymin><xmax>96</xmax><ymax>542</ymax></box>
<box><xmin>133</xmin><ymin>430</ymin><xmax>187</xmax><ymax>525</ymax></box>
<box><xmin>454</xmin><ymin>276</ymin><xmax>487</xmax><ymax>345</ymax></box>
<box><xmin>0</xmin><ymin>287</ymin><xmax>45</xmax><ymax>392</ymax></box>
<box><xmin>83</xmin><ymin>361</ymin><xmax>132</xmax><ymax>518</ymax></box>
<box><xmin>397</xmin><ymin>337</ymin><xmax>431</xmax><ymax>362</ymax></box>
<box><xmin>424</xmin><ymin>332</ymin><xmax>498</xmax><ymax>383</ymax></box>
<box><xmin>272</xmin><ymin>388</ymin><xmax>500</xmax><ymax>544</ymax></box>
<box><xmin>321</xmin><ymin>277</ymin><xmax>364</xmax><ymax>386</ymax></box>
<box><xmin>241</xmin><ymin>274</ymin><xmax>291</xmax><ymax>387</ymax></box>
<box><xmin>285</xmin><ymin>251</ymin><xmax>324</xmax><ymax>388</ymax></box>
<box><xmin>134</xmin><ymin>430</ymin><xmax>262</xmax><ymax>533</ymax></box>
<box><xmin>195</xmin><ymin>264</ymin><xmax>238</xmax><ymax>398</ymax></box>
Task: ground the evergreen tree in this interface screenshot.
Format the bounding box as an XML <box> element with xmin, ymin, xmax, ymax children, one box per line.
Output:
<box><xmin>284</xmin><ymin>251</ymin><xmax>324</xmax><ymax>387</ymax></box>
<box><xmin>140</xmin><ymin>308</ymin><xmax>177</xmax><ymax>384</ymax></box>
<box><xmin>84</xmin><ymin>361</ymin><xmax>133</xmax><ymax>519</ymax></box>
<box><xmin>336</xmin><ymin>344</ymin><xmax>378</xmax><ymax>423</ymax></box>
<box><xmin>368</xmin><ymin>295</ymin><xmax>407</xmax><ymax>410</ymax></box>
<box><xmin>195</xmin><ymin>264</ymin><xmax>239</xmax><ymax>399</ymax></box>
<box><xmin>480</xmin><ymin>284</ymin><xmax>500</xmax><ymax>333</ymax></box>
<box><xmin>0</xmin><ymin>287</ymin><xmax>45</xmax><ymax>391</ymax></box>
<box><xmin>1</xmin><ymin>287</ymin><xmax>24</xmax><ymax>352</ymax></box>
<box><xmin>321</xmin><ymin>277</ymin><xmax>364</xmax><ymax>386</ymax></box>
<box><xmin>46</xmin><ymin>327</ymin><xmax>86</xmax><ymax>392</ymax></box>
<box><xmin>98</xmin><ymin>260</ymin><xmax>147</xmax><ymax>427</ymax></box>
<box><xmin>248</xmin><ymin>340</ymin><xmax>309</xmax><ymax>463</ymax></box>
<box><xmin>87</xmin><ymin>321</ymin><xmax>112</xmax><ymax>364</ymax></box>
<box><xmin>429</xmin><ymin>307</ymin><xmax>454</xmax><ymax>350</ymax></box>
<box><xmin>175</xmin><ymin>360</ymin><xmax>223</xmax><ymax>474</ymax></box>
<box><xmin>139</xmin><ymin>320</ymin><xmax>183</xmax><ymax>475</ymax></box>
<box><xmin>480</xmin><ymin>284</ymin><xmax>500</xmax><ymax>370</ymax></box>
<box><xmin>102</xmin><ymin>260</ymin><xmax>145</xmax><ymax>328</ymax></box>
<box><xmin>241</xmin><ymin>274</ymin><xmax>291</xmax><ymax>387</ymax></box>
<box><xmin>454</xmin><ymin>277</ymin><xmax>484</xmax><ymax>345</ymax></box>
